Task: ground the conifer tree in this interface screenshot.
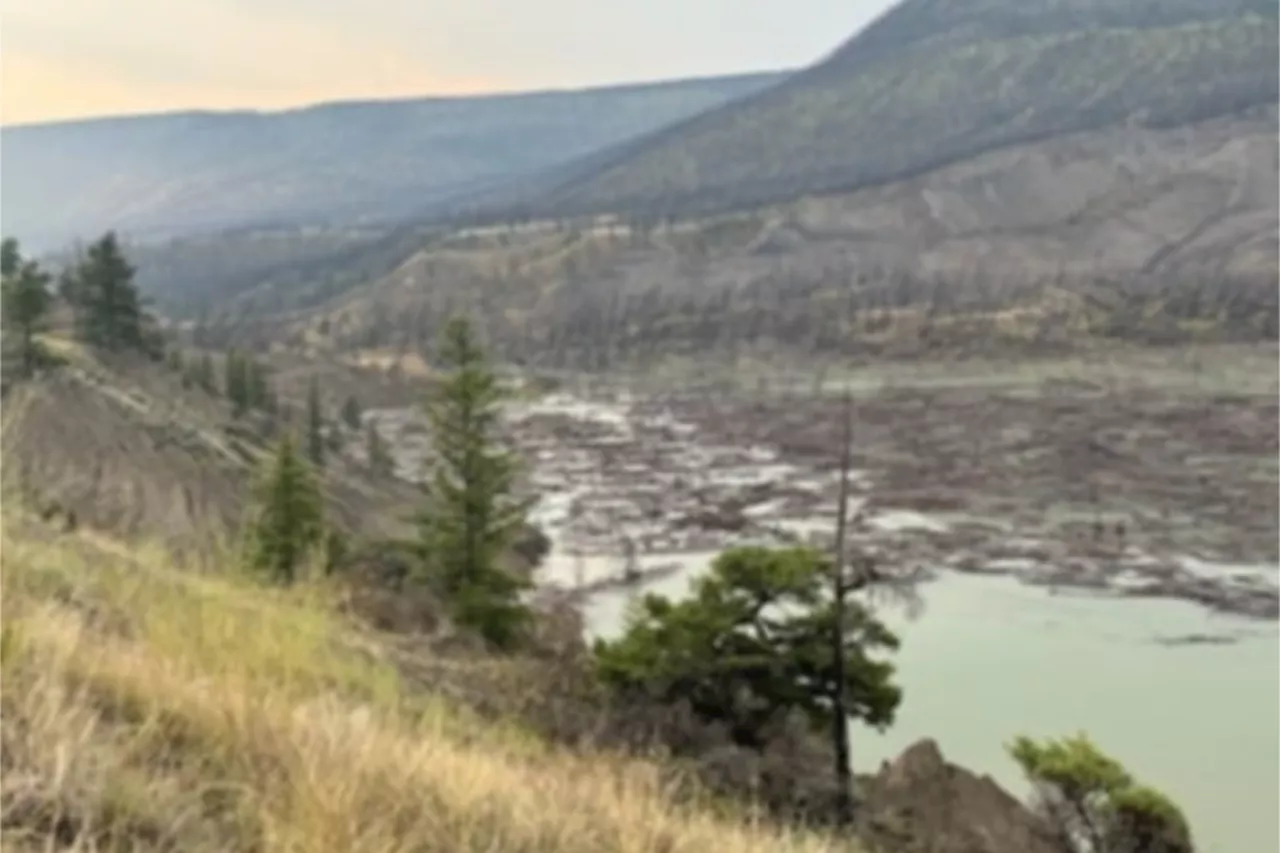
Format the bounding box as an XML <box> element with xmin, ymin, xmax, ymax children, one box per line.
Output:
<box><xmin>341</xmin><ymin>395</ymin><xmax>362</xmax><ymax>429</ymax></box>
<box><xmin>67</xmin><ymin>231</ymin><xmax>146</xmax><ymax>351</ymax></box>
<box><xmin>418</xmin><ymin>316</ymin><xmax>533</xmax><ymax>649</ymax></box>
<box><xmin>225</xmin><ymin>350</ymin><xmax>250</xmax><ymax>417</ymax></box>
<box><xmin>247</xmin><ymin>359</ymin><xmax>270</xmax><ymax>410</ymax></box>
<box><xmin>246</xmin><ymin>433</ymin><xmax>325</xmax><ymax>585</ymax></box>
<box><xmin>195</xmin><ymin>353</ymin><xmax>218</xmax><ymax>394</ymax></box>
<box><xmin>1</xmin><ymin>238</ymin><xmax>53</xmax><ymax>378</ymax></box>
<box><xmin>1</xmin><ymin>238</ymin><xmax>19</xmax><ymax>280</ymax></box>
<box><xmin>306</xmin><ymin>377</ymin><xmax>326</xmax><ymax>468</ymax></box>
<box><xmin>365</xmin><ymin>420</ymin><xmax>394</xmax><ymax>477</ymax></box>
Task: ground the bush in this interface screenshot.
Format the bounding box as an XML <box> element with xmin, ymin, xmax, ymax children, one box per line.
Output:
<box><xmin>1008</xmin><ymin>733</ymin><xmax>1193</xmax><ymax>853</ymax></box>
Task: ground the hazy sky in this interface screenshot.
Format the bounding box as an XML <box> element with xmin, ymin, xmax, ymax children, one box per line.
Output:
<box><xmin>1</xmin><ymin>0</ymin><xmax>896</xmax><ymax>125</ymax></box>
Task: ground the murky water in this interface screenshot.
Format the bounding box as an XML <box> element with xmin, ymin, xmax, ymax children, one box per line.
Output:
<box><xmin>547</xmin><ymin>548</ymin><xmax>1279</xmax><ymax>853</ymax></box>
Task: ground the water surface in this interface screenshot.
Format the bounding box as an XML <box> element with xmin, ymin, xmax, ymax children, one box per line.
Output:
<box><xmin>550</xmin><ymin>553</ymin><xmax>1279</xmax><ymax>853</ymax></box>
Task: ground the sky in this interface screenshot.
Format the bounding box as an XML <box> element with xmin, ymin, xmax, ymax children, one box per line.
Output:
<box><xmin>1</xmin><ymin>0</ymin><xmax>895</xmax><ymax>125</ymax></box>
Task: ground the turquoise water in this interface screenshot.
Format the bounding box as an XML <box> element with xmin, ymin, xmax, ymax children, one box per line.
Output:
<box><xmin>569</xmin><ymin>559</ymin><xmax>1279</xmax><ymax>853</ymax></box>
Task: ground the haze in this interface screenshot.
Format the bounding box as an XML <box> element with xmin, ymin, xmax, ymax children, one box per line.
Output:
<box><xmin>1</xmin><ymin>0</ymin><xmax>893</xmax><ymax>125</ymax></box>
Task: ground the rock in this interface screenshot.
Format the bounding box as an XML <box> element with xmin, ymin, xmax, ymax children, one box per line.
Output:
<box><xmin>858</xmin><ymin>739</ymin><xmax>1061</xmax><ymax>853</ymax></box>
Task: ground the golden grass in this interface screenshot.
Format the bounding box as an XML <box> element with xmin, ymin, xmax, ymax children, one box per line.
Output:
<box><xmin>0</xmin><ymin>519</ymin><xmax>857</xmax><ymax>853</ymax></box>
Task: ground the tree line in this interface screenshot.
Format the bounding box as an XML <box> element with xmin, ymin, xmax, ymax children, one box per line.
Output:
<box><xmin>213</xmin><ymin>260</ymin><xmax>1274</xmax><ymax>374</ymax></box>
<box><xmin>2</xmin><ymin>232</ymin><xmax>164</xmax><ymax>378</ymax></box>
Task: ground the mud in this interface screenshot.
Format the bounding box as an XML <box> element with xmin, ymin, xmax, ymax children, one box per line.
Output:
<box><xmin>366</xmin><ymin>378</ymin><xmax>1278</xmax><ymax>621</ymax></box>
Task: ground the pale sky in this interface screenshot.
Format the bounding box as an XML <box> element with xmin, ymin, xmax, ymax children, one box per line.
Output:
<box><xmin>1</xmin><ymin>0</ymin><xmax>895</xmax><ymax>125</ymax></box>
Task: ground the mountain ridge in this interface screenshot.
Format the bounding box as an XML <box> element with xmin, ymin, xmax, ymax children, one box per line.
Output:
<box><xmin>0</xmin><ymin>71</ymin><xmax>787</xmax><ymax>250</ymax></box>
<box><xmin>461</xmin><ymin>0</ymin><xmax>1276</xmax><ymax>223</ymax></box>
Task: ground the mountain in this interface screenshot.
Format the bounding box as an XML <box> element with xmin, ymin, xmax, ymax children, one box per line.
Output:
<box><xmin>464</xmin><ymin>0</ymin><xmax>1277</xmax><ymax>221</ymax></box>
<box><xmin>0</xmin><ymin>72</ymin><xmax>784</xmax><ymax>251</ymax></box>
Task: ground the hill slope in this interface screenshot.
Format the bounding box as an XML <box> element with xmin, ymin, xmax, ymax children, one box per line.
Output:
<box><xmin>0</xmin><ymin>73</ymin><xmax>784</xmax><ymax>251</ymax></box>
<box><xmin>0</xmin><ymin>342</ymin><xmax>422</xmax><ymax>552</ymax></box>
<box><xmin>0</xmin><ymin>514</ymin><xmax>865</xmax><ymax>853</ymax></box>
<box><xmin>472</xmin><ymin>0</ymin><xmax>1277</xmax><ymax>220</ymax></box>
<box><xmin>214</xmin><ymin>107</ymin><xmax>1274</xmax><ymax>369</ymax></box>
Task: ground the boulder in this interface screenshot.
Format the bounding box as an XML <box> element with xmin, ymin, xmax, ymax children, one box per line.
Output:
<box><xmin>858</xmin><ymin>739</ymin><xmax>1062</xmax><ymax>853</ymax></box>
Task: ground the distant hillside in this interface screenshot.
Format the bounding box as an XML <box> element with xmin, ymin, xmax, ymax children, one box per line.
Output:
<box><xmin>210</xmin><ymin>108</ymin><xmax>1272</xmax><ymax>370</ymax></box>
<box><xmin>465</xmin><ymin>0</ymin><xmax>1278</xmax><ymax>221</ymax></box>
<box><xmin>0</xmin><ymin>73</ymin><xmax>784</xmax><ymax>251</ymax></box>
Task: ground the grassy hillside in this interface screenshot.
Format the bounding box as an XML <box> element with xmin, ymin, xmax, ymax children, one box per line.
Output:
<box><xmin>0</xmin><ymin>335</ymin><xmax>426</xmax><ymax>552</ymax></box>
<box><xmin>0</xmin><ymin>73</ymin><xmax>784</xmax><ymax>251</ymax></box>
<box><xmin>0</xmin><ymin>515</ymin><xmax>857</xmax><ymax>853</ymax></box>
<box><xmin>470</xmin><ymin>0</ymin><xmax>1277</xmax><ymax>221</ymax></box>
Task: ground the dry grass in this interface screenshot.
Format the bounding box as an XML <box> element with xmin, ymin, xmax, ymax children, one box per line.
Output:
<box><xmin>0</xmin><ymin>518</ymin><xmax>858</xmax><ymax>853</ymax></box>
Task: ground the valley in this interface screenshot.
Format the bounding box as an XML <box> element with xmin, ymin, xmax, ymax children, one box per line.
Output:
<box><xmin>3</xmin><ymin>0</ymin><xmax>1278</xmax><ymax>849</ymax></box>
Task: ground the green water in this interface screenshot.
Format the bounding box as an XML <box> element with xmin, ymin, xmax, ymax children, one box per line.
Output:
<box><xmin>576</xmin><ymin>563</ymin><xmax>1279</xmax><ymax>853</ymax></box>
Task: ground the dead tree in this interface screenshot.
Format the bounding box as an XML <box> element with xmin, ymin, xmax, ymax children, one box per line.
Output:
<box><xmin>829</xmin><ymin>386</ymin><xmax>856</xmax><ymax>826</ymax></box>
<box><xmin>829</xmin><ymin>385</ymin><xmax>924</xmax><ymax>827</ymax></box>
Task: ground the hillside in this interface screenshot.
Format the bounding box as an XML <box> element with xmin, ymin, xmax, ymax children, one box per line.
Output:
<box><xmin>210</xmin><ymin>107</ymin><xmax>1276</xmax><ymax>369</ymax></box>
<box><xmin>0</xmin><ymin>72</ymin><xmax>784</xmax><ymax>251</ymax></box>
<box><xmin>462</xmin><ymin>0</ymin><xmax>1277</xmax><ymax>221</ymax></box>
<box><xmin>0</xmin><ymin>514</ymin><xmax>864</xmax><ymax>853</ymax></box>
<box><xmin>0</xmin><ymin>338</ymin><xmax>425</xmax><ymax>552</ymax></box>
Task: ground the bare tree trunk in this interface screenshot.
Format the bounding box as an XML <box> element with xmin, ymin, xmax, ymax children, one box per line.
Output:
<box><xmin>830</xmin><ymin>385</ymin><xmax>856</xmax><ymax>826</ymax></box>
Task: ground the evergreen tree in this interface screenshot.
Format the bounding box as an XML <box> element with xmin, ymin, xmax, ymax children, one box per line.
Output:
<box><xmin>1</xmin><ymin>238</ymin><xmax>53</xmax><ymax>378</ymax></box>
<box><xmin>195</xmin><ymin>353</ymin><xmax>218</xmax><ymax>395</ymax></box>
<box><xmin>67</xmin><ymin>232</ymin><xmax>146</xmax><ymax>351</ymax></box>
<box><xmin>225</xmin><ymin>350</ymin><xmax>250</xmax><ymax>417</ymax></box>
<box><xmin>418</xmin><ymin>316</ymin><xmax>533</xmax><ymax>649</ymax></box>
<box><xmin>306</xmin><ymin>377</ymin><xmax>325</xmax><ymax>468</ymax></box>
<box><xmin>246</xmin><ymin>433</ymin><xmax>325</xmax><ymax>585</ymax></box>
<box><xmin>594</xmin><ymin>546</ymin><xmax>901</xmax><ymax>751</ymax></box>
<box><xmin>340</xmin><ymin>395</ymin><xmax>362</xmax><ymax>429</ymax></box>
<box><xmin>323</xmin><ymin>527</ymin><xmax>348</xmax><ymax>576</ymax></box>
<box><xmin>365</xmin><ymin>421</ymin><xmax>394</xmax><ymax>477</ymax></box>
<box><xmin>246</xmin><ymin>359</ymin><xmax>270</xmax><ymax>411</ymax></box>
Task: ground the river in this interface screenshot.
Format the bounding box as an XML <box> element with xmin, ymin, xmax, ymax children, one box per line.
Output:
<box><xmin>371</xmin><ymin>389</ymin><xmax>1279</xmax><ymax>853</ymax></box>
<box><xmin>540</xmin><ymin>548</ymin><xmax>1279</xmax><ymax>853</ymax></box>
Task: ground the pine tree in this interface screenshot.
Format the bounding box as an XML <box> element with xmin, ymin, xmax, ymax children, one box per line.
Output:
<box><xmin>306</xmin><ymin>378</ymin><xmax>325</xmax><ymax>468</ymax></box>
<box><xmin>225</xmin><ymin>350</ymin><xmax>250</xmax><ymax>417</ymax></box>
<box><xmin>0</xmin><ymin>238</ymin><xmax>19</xmax><ymax>280</ymax></box>
<box><xmin>67</xmin><ymin>232</ymin><xmax>146</xmax><ymax>351</ymax></box>
<box><xmin>418</xmin><ymin>316</ymin><xmax>533</xmax><ymax>649</ymax></box>
<box><xmin>365</xmin><ymin>421</ymin><xmax>394</xmax><ymax>477</ymax></box>
<box><xmin>340</xmin><ymin>395</ymin><xmax>362</xmax><ymax>429</ymax></box>
<box><xmin>195</xmin><ymin>353</ymin><xmax>218</xmax><ymax>395</ymax></box>
<box><xmin>1</xmin><ymin>238</ymin><xmax>53</xmax><ymax>378</ymax></box>
<box><xmin>246</xmin><ymin>359</ymin><xmax>270</xmax><ymax>411</ymax></box>
<box><xmin>246</xmin><ymin>433</ymin><xmax>325</xmax><ymax>585</ymax></box>
<box><xmin>323</xmin><ymin>527</ymin><xmax>348</xmax><ymax>576</ymax></box>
